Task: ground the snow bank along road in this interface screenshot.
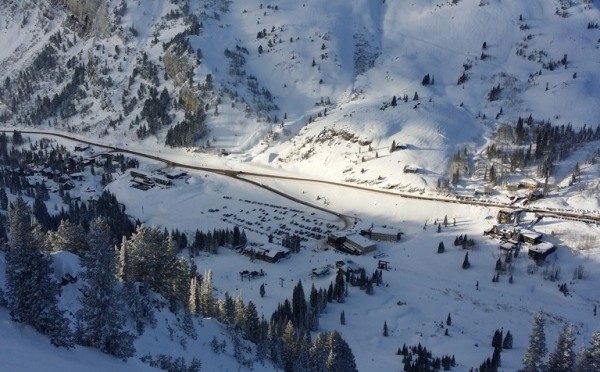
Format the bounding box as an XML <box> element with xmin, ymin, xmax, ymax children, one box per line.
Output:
<box><xmin>3</xmin><ymin>129</ymin><xmax>599</xmax><ymax>226</ymax></box>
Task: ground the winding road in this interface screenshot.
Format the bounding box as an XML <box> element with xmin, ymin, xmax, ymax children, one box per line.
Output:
<box><xmin>3</xmin><ymin>129</ymin><xmax>599</xmax><ymax>227</ymax></box>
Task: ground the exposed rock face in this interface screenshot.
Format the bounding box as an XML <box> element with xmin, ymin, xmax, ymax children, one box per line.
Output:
<box><xmin>163</xmin><ymin>47</ymin><xmax>195</xmax><ymax>87</ymax></box>
<box><xmin>179</xmin><ymin>86</ymin><xmax>203</xmax><ymax>114</ymax></box>
<box><xmin>53</xmin><ymin>0</ymin><xmax>109</xmax><ymax>37</ymax></box>
<box><xmin>65</xmin><ymin>0</ymin><xmax>100</xmax><ymax>31</ymax></box>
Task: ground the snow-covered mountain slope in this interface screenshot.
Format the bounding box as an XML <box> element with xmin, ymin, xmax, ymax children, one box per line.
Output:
<box><xmin>0</xmin><ymin>0</ymin><xmax>598</xmax><ymax>191</ymax></box>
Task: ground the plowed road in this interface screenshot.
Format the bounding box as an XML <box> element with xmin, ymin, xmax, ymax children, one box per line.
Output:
<box><xmin>4</xmin><ymin>129</ymin><xmax>599</xmax><ymax>227</ymax></box>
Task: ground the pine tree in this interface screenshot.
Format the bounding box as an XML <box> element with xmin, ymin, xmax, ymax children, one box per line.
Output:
<box><xmin>340</xmin><ymin>310</ymin><xmax>346</xmax><ymax>325</ymax></box>
<box><xmin>492</xmin><ymin>329</ymin><xmax>503</xmax><ymax>349</ymax></box>
<box><xmin>522</xmin><ymin>309</ymin><xmax>548</xmax><ymax>372</ymax></box>
<box><xmin>243</xmin><ymin>300</ymin><xmax>260</xmax><ymax>344</ymax></box>
<box><xmin>281</xmin><ymin>321</ymin><xmax>298</xmax><ymax>372</ymax></box>
<box><xmin>260</xmin><ymin>283</ymin><xmax>266</xmax><ymax>298</ymax></box>
<box><xmin>383</xmin><ymin>321</ymin><xmax>389</xmax><ymax>337</ymax></box>
<box><xmin>547</xmin><ymin>323</ymin><xmax>575</xmax><ymax>372</ymax></box>
<box><xmin>462</xmin><ymin>252</ymin><xmax>471</xmax><ymax>269</ymax></box>
<box><xmin>503</xmin><ymin>330</ymin><xmax>513</xmax><ymax>349</ymax></box>
<box><xmin>124</xmin><ymin>225</ymin><xmax>186</xmax><ymax>308</ymax></box>
<box><xmin>492</xmin><ymin>346</ymin><xmax>502</xmax><ymax>368</ymax></box>
<box><xmin>446</xmin><ymin>313</ymin><xmax>452</xmax><ymax>326</ymax></box>
<box><xmin>47</xmin><ymin>219</ymin><xmax>88</xmax><ymax>254</ymax></box>
<box><xmin>5</xmin><ymin>197</ymin><xmax>73</xmax><ymax>348</ymax></box>
<box><xmin>575</xmin><ymin>329</ymin><xmax>600</xmax><ymax>371</ymax></box>
<box><xmin>309</xmin><ymin>332</ymin><xmax>329</xmax><ymax>372</ymax></box>
<box><xmin>234</xmin><ymin>293</ymin><xmax>245</xmax><ymax>331</ymax></box>
<box><xmin>189</xmin><ymin>275</ymin><xmax>200</xmax><ymax>315</ymax></box>
<box><xmin>200</xmin><ymin>269</ymin><xmax>216</xmax><ymax>317</ymax></box>
<box><xmin>292</xmin><ymin>280</ymin><xmax>308</xmax><ymax>329</ymax></box>
<box><xmin>327</xmin><ymin>331</ymin><xmax>359</xmax><ymax>372</ymax></box>
<box><xmin>75</xmin><ymin>218</ymin><xmax>135</xmax><ymax>359</ymax></box>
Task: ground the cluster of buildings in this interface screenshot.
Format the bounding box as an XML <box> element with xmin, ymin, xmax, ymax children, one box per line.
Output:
<box><xmin>327</xmin><ymin>226</ymin><xmax>402</xmax><ymax>255</ymax></box>
<box><xmin>238</xmin><ymin>242</ymin><xmax>290</xmax><ymax>263</ymax></box>
<box><xmin>129</xmin><ymin>168</ymin><xmax>187</xmax><ymax>190</ymax></box>
<box><xmin>484</xmin><ymin>209</ymin><xmax>556</xmax><ymax>261</ymax></box>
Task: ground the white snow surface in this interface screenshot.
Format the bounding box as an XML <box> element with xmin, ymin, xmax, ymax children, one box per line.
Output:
<box><xmin>0</xmin><ymin>0</ymin><xmax>599</xmax><ymax>370</ymax></box>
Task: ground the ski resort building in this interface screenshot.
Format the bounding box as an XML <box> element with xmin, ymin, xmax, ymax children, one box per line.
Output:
<box><xmin>344</xmin><ymin>234</ymin><xmax>376</xmax><ymax>254</ymax></box>
<box><xmin>369</xmin><ymin>227</ymin><xmax>403</xmax><ymax>242</ymax></box>
<box><xmin>527</xmin><ymin>242</ymin><xmax>556</xmax><ymax>261</ymax></box>
<box><xmin>519</xmin><ymin>229</ymin><xmax>543</xmax><ymax>245</ymax></box>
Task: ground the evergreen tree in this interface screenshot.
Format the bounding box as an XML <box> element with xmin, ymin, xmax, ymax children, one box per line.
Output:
<box><xmin>281</xmin><ymin>321</ymin><xmax>298</xmax><ymax>372</ymax></box>
<box><xmin>462</xmin><ymin>252</ymin><xmax>471</xmax><ymax>269</ymax></box>
<box><xmin>200</xmin><ymin>269</ymin><xmax>216</xmax><ymax>317</ymax></box>
<box><xmin>243</xmin><ymin>300</ymin><xmax>260</xmax><ymax>344</ymax></box>
<box><xmin>446</xmin><ymin>313</ymin><xmax>452</xmax><ymax>326</ymax></box>
<box><xmin>522</xmin><ymin>309</ymin><xmax>548</xmax><ymax>372</ymax></box>
<box><xmin>492</xmin><ymin>346</ymin><xmax>502</xmax><ymax>368</ymax></box>
<box><xmin>438</xmin><ymin>241</ymin><xmax>445</xmax><ymax>253</ymax></box>
<box><xmin>188</xmin><ymin>275</ymin><xmax>200</xmax><ymax>315</ymax></box>
<box><xmin>547</xmin><ymin>323</ymin><xmax>576</xmax><ymax>372</ymax></box>
<box><xmin>492</xmin><ymin>329</ymin><xmax>503</xmax><ymax>349</ymax></box>
<box><xmin>327</xmin><ymin>331</ymin><xmax>359</xmax><ymax>372</ymax></box>
<box><xmin>124</xmin><ymin>225</ymin><xmax>187</xmax><ymax>309</ymax></box>
<box><xmin>503</xmin><ymin>330</ymin><xmax>513</xmax><ymax>349</ymax></box>
<box><xmin>340</xmin><ymin>310</ymin><xmax>346</xmax><ymax>325</ymax></box>
<box><xmin>0</xmin><ymin>188</ymin><xmax>8</xmax><ymax>210</ymax></box>
<box><xmin>260</xmin><ymin>283</ymin><xmax>266</xmax><ymax>298</ymax></box>
<box><xmin>47</xmin><ymin>219</ymin><xmax>88</xmax><ymax>253</ymax></box>
<box><xmin>309</xmin><ymin>332</ymin><xmax>329</xmax><ymax>372</ymax></box>
<box><xmin>383</xmin><ymin>321</ymin><xmax>389</xmax><ymax>337</ymax></box>
<box><xmin>294</xmin><ymin>331</ymin><xmax>311</xmax><ymax>372</ymax></box>
<box><xmin>292</xmin><ymin>280</ymin><xmax>307</xmax><ymax>329</ymax></box>
<box><xmin>218</xmin><ymin>292</ymin><xmax>235</xmax><ymax>328</ymax></box>
<box><xmin>575</xmin><ymin>329</ymin><xmax>600</xmax><ymax>371</ymax></box>
<box><xmin>234</xmin><ymin>293</ymin><xmax>245</xmax><ymax>331</ymax></box>
<box><xmin>5</xmin><ymin>197</ymin><xmax>73</xmax><ymax>348</ymax></box>
<box><xmin>75</xmin><ymin>218</ymin><xmax>135</xmax><ymax>359</ymax></box>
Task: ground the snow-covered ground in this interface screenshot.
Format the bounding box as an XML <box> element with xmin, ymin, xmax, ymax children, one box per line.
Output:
<box><xmin>0</xmin><ymin>0</ymin><xmax>600</xmax><ymax>370</ymax></box>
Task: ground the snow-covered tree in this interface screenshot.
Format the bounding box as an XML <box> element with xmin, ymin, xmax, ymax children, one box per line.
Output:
<box><xmin>200</xmin><ymin>269</ymin><xmax>216</xmax><ymax>317</ymax></box>
<box><xmin>5</xmin><ymin>197</ymin><xmax>73</xmax><ymax>348</ymax></box>
<box><xmin>309</xmin><ymin>332</ymin><xmax>329</xmax><ymax>372</ymax></box>
<box><xmin>47</xmin><ymin>219</ymin><xmax>87</xmax><ymax>253</ymax></box>
<box><xmin>234</xmin><ymin>292</ymin><xmax>245</xmax><ymax>330</ymax></box>
<box><xmin>547</xmin><ymin>323</ymin><xmax>575</xmax><ymax>372</ymax></box>
<box><xmin>326</xmin><ymin>331</ymin><xmax>358</xmax><ymax>372</ymax></box>
<box><xmin>243</xmin><ymin>300</ymin><xmax>260</xmax><ymax>344</ymax></box>
<box><xmin>575</xmin><ymin>329</ymin><xmax>600</xmax><ymax>371</ymax></box>
<box><xmin>75</xmin><ymin>218</ymin><xmax>135</xmax><ymax>359</ymax></box>
<box><xmin>522</xmin><ymin>309</ymin><xmax>548</xmax><ymax>372</ymax></box>
<box><xmin>218</xmin><ymin>291</ymin><xmax>235</xmax><ymax>328</ymax></box>
<box><xmin>281</xmin><ymin>320</ymin><xmax>298</xmax><ymax>372</ymax></box>
<box><xmin>189</xmin><ymin>275</ymin><xmax>200</xmax><ymax>315</ymax></box>
<box><xmin>123</xmin><ymin>225</ymin><xmax>187</xmax><ymax>308</ymax></box>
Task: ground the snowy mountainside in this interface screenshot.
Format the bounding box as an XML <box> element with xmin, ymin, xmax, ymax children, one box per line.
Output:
<box><xmin>0</xmin><ymin>0</ymin><xmax>598</xmax><ymax>191</ymax></box>
<box><xmin>2</xmin><ymin>1</ymin><xmax>600</xmax><ymax>370</ymax></box>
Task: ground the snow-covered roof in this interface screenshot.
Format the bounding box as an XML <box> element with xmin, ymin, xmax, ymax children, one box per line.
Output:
<box><xmin>528</xmin><ymin>242</ymin><xmax>555</xmax><ymax>253</ymax></box>
<box><xmin>370</xmin><ymin>227</ymin><xmax>401</xmax><ymax>236</ymax></box>
<box><xmin>346</xmin><ymin>234</ymin><xmax>376</xmax><ymax>249</ymax></box>
<box><xmin>520</xmin><ymin>229</ymin><xmax>542</xmax><ymax>240</ymax></box>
